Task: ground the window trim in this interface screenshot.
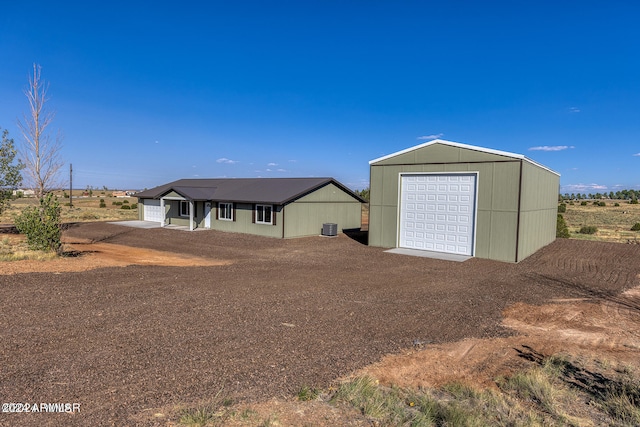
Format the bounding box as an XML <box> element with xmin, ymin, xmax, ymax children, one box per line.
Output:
<box><xmin>179</xmin><ymin>200</ymin><xmax>190</xmax><ymax>217</ymax></box>
<box><xmin>218</xmin><ymin>202</ymin><xmax>233</xmax><ymax>221</ymax></box>
<box><xmin>255</xmin><ymin>204</ymin><xmax>273</xmax><ymax>225</ymax></box>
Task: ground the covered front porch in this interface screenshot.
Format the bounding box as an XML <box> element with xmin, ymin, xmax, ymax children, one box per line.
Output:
<box><xmin>158</xmin><ymin>191</ymin><xmax>214</xmax><ymax>231</ymax></box>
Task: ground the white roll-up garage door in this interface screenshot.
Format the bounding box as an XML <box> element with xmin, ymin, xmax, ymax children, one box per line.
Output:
<box><xmin>399</xmin><ymin>174</ymin><xmax>477</xmax><ymax>255</ymax></box>
<box><xmin>143</xmin><ymin>199</ymin><xmax>163</xmax><ymax>223</ymax></box>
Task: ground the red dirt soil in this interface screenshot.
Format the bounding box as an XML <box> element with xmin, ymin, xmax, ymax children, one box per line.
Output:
<box><xmin>1</xmin><ymin>222</ymin><xmax>639</xmax><ymax>426</ymax></box>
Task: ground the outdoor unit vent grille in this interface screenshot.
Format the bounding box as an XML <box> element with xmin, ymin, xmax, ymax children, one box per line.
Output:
<box><xmin>322</xmin><ymin>223</ymin><xmax>338</xmax><ymax>237</ymax></box>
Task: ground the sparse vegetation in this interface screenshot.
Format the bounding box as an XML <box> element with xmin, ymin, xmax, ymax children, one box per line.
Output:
<box><xmin>297</xmin><ymin>385</ymin><xmax>320</xmax><ymax>401</ymax></box>
<box><xmin>0</xmin><ymin>127</ymin><xmax>24</xmax><ymax>215</ymax></box>
<box><xmin>562</xmin><ymin>201</ymin><xmax>640</xmax><ymax>242</ymax></box>
<box><xmin>0</xmin><ymin>191</ymin><xmax>138</xmax><ymax>224</ymax></box>
<box><xmin>579</xmin><ymin>225</ymin><xmax>598</xmax><ymax>234</ymax></box>
<box><xmin>556</xmin><ymin>214</ymin><xmax>569</xmax><ymax>238</ymax></box>
<box><xmin>179</xmin><ymin>405</ymin><xmax>220</xmax><ymax>427</ymax></box>
<box><xmin>0</xmin><ymin>236</ymin><xmax>57</xmax><ymax>261</ymax></box>
<box><xmin>173</xmin><ymin>352</ymin><xmax>640</xmax><ymax>427</ymax></box>
<box><xmin>632</xmin><ymin>223</ymin><xmax>640</xmax><ymax>231</ymax></box>
<box><xmin>557</xmin><ymin>203</ymin><xmax>566</xmax><ymax>213</ymax></box>
<box><xmin>14</xmin><ymin>192</ymin><xmax>62</xmax><ymax>253</ymax></box>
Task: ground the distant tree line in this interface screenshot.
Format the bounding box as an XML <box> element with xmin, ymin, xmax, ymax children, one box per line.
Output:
<box><xmin>559</xmin><ymin>189</ymin><xmax>640</xmax><ymax>202</ymax></box>
<box><xmin>354</xmin><ymin>187</ymin><xmax>370</xmax><ymax>202</ymax></box>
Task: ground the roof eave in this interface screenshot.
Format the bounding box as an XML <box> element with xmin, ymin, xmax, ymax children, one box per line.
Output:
<box><xmin>368</xmin><ymin>139</ymin><xmax>560</xmax><ymax>176</ymax></box>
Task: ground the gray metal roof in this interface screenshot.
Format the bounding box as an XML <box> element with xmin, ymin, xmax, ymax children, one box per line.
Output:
<box><xmin>134</xmin><ymin>178</ymin><xmax>365</xmax><ymax>204</ymax></box>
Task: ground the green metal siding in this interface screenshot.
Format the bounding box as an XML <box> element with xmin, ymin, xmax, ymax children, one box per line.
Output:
<box><xmin>374</xmin><ymin>143</ymin><xmax>517</xmax><ymax>166</ymax></box>
<box><xmin>211</xmin><ymin>203</ymin><xmax>283</xmax><ymax>238</ymax></box>
<box><xmin>370</xmin><ymin>160</ymin><xmax>522</xmax><ymax>261</ymax></box>
<box><xmin>165</xmin><ymin>200</ymin><xmax>188</xmax><ymax>226</ymax></box>
<box><xmin>163</xmin><ymin>190</ymin><xmax>183</xmax><ymax>199</ymax></box>
<box><xmin>369</xmin><ymin>142</ymin><xmax>557</xmax><ymax>262</ymax></box>
<box><xmin>517</xmin><ymin>161</ymin><xmax>560</xmax><ymax>261</ymax></box>
<box><xmin>283</xmin><ymin>184</ymin><xmax>361</xmax><ymax>238</ymax></box>
<box><xmin>488</xmin><ymin>211</ymin><xmax>518</xmax><ymax>262</ymax></box>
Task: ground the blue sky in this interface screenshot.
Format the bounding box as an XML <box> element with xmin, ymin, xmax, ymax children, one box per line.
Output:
<box><xmin>1</xmin><ymin>1</ymin><xmax>639</xmax><ymax>193</ymax></box>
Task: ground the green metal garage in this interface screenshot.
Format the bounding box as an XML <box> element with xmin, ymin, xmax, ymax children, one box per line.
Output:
<box><xmin>368</xmin><ymin>139</ymin><xmax>560</xmax><ymax>262</ymax></box>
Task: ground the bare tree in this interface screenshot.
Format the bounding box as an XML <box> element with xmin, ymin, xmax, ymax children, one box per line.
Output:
<box><xmin>17</xmin><ymin>63</ymin><xmax>63</xmax><ymax>198</ymax></box>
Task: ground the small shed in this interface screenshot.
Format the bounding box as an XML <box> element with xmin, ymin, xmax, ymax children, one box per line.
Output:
<box><xmin>135</xmin><ymin>177</ymin><xmax>364</xmax><ymax>238</ymax></box>
<box><xmin>368</xmin><ymin>139</ymin><xmax>560</xmax><ymax>262</ymax></box>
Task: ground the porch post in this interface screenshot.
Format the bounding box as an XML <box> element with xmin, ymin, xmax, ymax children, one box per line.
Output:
<box><xmin>189</xmin><ymin>200</ymin><xmax>194</xmax><ymax>231</ymax></box>
<box><xmin>160</xmin><ymin>198</ymin><xmax>165</xmax><ymax>227</ymax></box>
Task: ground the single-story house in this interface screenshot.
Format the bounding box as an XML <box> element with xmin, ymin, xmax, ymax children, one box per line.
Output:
<box><xmin>135</xmin><ymin>177</ymin><xmax>364</xmax><ymax>238</ymax></box>
<box><xmin>368</xmin><ymin>139</ymin><xmax>560</xmax><ymax>262</ymax></box>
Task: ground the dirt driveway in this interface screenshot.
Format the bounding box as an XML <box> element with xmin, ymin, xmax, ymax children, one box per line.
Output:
<box><xmin>1</xmin><ymin>222</ymin><xmax>639</xmax><ymax>426</ymax></box>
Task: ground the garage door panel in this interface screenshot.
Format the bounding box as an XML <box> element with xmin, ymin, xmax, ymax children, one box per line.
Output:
<box><xmin>400</xmin><ymin>174</ymin><xmax>476</xmax><ymax>255</ymax></box>
<box><xmin>143</xmin><ymin>199</ymin><xmax>163</xmax><ymax>223</ymax></box>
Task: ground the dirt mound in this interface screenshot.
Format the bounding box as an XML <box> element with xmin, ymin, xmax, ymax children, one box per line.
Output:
<box><xmin>1</xmin><ymin>240</ymin><xmax>231</xmax><ymax>275</ymax></box>
<box><xmin>360</xmin><ymin>285</ymin><xmax>640</xmax><ymax>390</ymax></box>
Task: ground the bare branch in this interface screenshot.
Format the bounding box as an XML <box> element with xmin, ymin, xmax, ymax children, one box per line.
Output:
<box><xmin>16</xmin><ymin>63</ymin><xmax>64</xmax><ymax>198</ymax></box>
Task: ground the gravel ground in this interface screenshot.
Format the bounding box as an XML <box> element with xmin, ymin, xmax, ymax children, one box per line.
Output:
<box><xmin>1</xmin><ymin>222</ymin><xmax>639</xmax><ymax>426</ymax></box>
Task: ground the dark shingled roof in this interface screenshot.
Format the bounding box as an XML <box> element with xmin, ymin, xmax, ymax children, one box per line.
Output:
<box><xmin>134</xmin><ymin>178</ymin><xmax>365</xmax><ymax>205</ymax></box>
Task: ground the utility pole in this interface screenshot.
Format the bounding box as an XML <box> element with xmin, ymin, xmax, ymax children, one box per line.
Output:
<box><xmin>69</xmin><ymin>163</ymin><xmax>73</xmax><ymax>208</ymax></box>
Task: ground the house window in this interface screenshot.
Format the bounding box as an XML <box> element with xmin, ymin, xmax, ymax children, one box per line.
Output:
<box><xmin>255</xmin><ymin>204</ymin><xmax>272</xmax><ymax>224</ymax></box>
<box><xmin>179</xmin><ymin>200</ymin><xmax>190</xmax><ymax>217</ymax></box>
<box><xmin>219</xmin><ymin>202</ymin><xmax>233</xmax><ymax>221</ymax></box>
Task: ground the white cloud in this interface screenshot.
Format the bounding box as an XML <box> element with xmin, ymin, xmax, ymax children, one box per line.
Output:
<box><xmin>216</xmin><ymin>158</ymin><xmax>239</xmax><ymax>164</ymax></box>
<box><xmin>266</xmin><ymin>168</ymin><xmax>273</xmax><ymax>172</ymax></box>
<box><xmin>528</xmin><ymin>145</ymin><xmax>575</xmax><ymax>152</ymax></box>
<box><xmin>569</xmin><ymin>107</ymin><xmax>581</xmax><ymax>113</ymax></box>
<box><xmin>288</xmin><ymin>159</ymin><xmax>297</xmax><ymax>163</ymax></box>
<box><xmin>417</xmin><ymin>133</ymin><xmax>443</xmax><ymax>140</ymax></box>
<box><xmin>633</xmin><ymin>153</ymin><xmax>640</xmax><ymax>157</ymax></box>
<box><xmin>277</xmin><ymin>168</ymin><xmax>286</xmax><ymax>172</ymax></box>
<box><xmin>562</xmin><ymin>183</ymin><xmax>608</xmax><ymax>192</ymax></box>
<box><xmin>267</xmin><ymin>162</ymin><xmax>278</xmax><ymax>166</ymax></box>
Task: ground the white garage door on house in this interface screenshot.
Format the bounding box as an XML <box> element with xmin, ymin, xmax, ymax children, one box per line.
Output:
<box><xmin>143</xmin><ymin>199</ymin><xmax>163</xmax><ymax>223</ymax></box>
<box><xmin>399</xmin><ymin>174</ymin><xmax>477</xmax><ymax>255</ymax></box>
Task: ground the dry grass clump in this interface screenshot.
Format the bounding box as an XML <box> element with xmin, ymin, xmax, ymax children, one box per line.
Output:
<box><xmin>176</xmin><ymin>353</ymin><xmax>640</xmax><ymax>427</ymax></box>
<box><xmin>0</xmin><ymin>236</ymin><xmax>58</xmax><ymax>261</ymax></box>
